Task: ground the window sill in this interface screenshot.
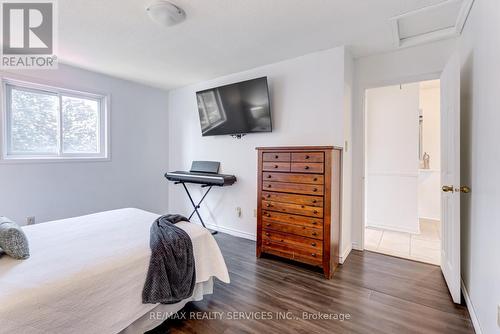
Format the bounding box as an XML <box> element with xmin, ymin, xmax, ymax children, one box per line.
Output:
<box><xmin>0</xmin><ymin>156</ymin><xmax>111</xmax><ymax>164</ymax></box>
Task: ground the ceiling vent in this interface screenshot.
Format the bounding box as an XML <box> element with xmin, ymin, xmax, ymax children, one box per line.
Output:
<box><xmin>390</xmin><ymin>0</ymin><xmax>474</xmax><ymax>48</ymax></box>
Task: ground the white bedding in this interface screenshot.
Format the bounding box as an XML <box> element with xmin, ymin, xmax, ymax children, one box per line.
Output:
<box><xmin>0</xmin><ymin>208</ymin><xmax>230</xmax><ymax>334</ymax></box>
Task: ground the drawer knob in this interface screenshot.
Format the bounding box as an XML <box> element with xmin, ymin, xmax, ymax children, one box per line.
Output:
<box><xmin>267</xmin><ymin>184</ymin><xmax>272</xmax><ymax>188</ymax></box>
<box><xmin>265</xmin><ymin>232</ymin><xmax>270</xmax><ymax>236</ymax></box>
<box><xmin>301</xmin><ymin>205</ymin><xmax>305</xmax><ymax>208</ymax></box>
<box><xmin>305</xmin><ymin>155</ymin><xmax>310</xmax><ymax>159</ymax></box>
<box><xmin>313</xmin><ymin>188</ymin><xmax>318</xmax><ymax>192</ymax></box>
<box><xmin>266</xmin><ymin>223</ymin><xmax>271</xmax><ymax>226</ymax></box>
<box><xmin>266</xmin><ymin>213</ymin><xmax>271</xmax><ymax>217</ymax></box>
<box><xmin>274</xmin><ymin>165</ymin><xmax>278</xmax><ymax>168</ymax></box>
<box><xmin>280</xmin><ymin>239</ymin><xmax>284</xmax><ymax>242</ymax></box>
<box><xmin>312</xmin><ymin>200</ymin><xmax>317</xmax><ymax>203</ymax></box>
<box><xmin>275</xmin><ymin>155</ymin><xmax>279</xmax><ymax>159</ymax></box>
<box><xmin>313</xmin><ymin>178</ymin><xmax>318</xmax><ymax>181</ymax></box>
<box><xmin>266</xmin><ymin>194</ymin><xmax>271</xmax><ymax>198</ymax></box>
<box><xmin>267</xmin><ymin>174</ymin><xmax>272</xmax><ymax>178</ymax></box>
<box><xmin>314</xmin><ymin>210</ymin><xmax>318</xmax><ymax>214</ymax></box>
<box><xmin>266</xmin><ymin>203</ymin><xmax>271</xmax><ymax>207</ymax></box>
<box><xmin>312</xmin><ymin>232</ymin><xmax>317</xmax><ymax>236</ymax></box>
<box><xmin>311</xmin><ymin>253</ymin><xmax>316</xmax><ymax>257</ymax></box>
<box><xmin>304</xmin><ymin>166</ymin><xmax>310</xmax><ymax>170</ymax></box>
<box><xmin>311</xmin><ymin>242</ymin><xmax>316</xmax><ymax>247</ymax></box>
<box><xmin>312</xmin><ymin>221</ymin><xmax>317</xmax><ymax>225</ymax></box>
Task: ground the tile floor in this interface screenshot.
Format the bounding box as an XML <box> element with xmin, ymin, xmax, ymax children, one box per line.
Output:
<box><xmin>364</xmin><ymin>219</ymin><xmax>441</xmax><ymax>265</ymax></box>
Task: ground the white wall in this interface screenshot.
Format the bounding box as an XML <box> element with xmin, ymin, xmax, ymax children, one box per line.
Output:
<box><xmin>0</xmin><ymin>64</ymin><xmax>169</xmax><ymax>224</ymax></box>
<box><xmin>167</xmin><ymin>46</ymin><xmax>352</xmax><ymax>260</ymax></box>
<box><xmin>365</xmin><ymin>83</ymin><xmax>420</xmax><ymax>233</ymax></box>
<box><xmin>417</xmin><ymin>81</ymin><xmax>441</xmax><ymax>221</ymax></box>
<box><xmin>352</xmin><ymin>39</ymin><xmax>456</xmax><ymax>249</ymax></box>
<box><xmin>459</xmin><ymin>1</ymin><xmax>500</xmax><ymax>333</ymax></box>
<box><xmin>342</xmin><ymin>49</ymin><xmax>354</xmax><ymax>260</ymax></box>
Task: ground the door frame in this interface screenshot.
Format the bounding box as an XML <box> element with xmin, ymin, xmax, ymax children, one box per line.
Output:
<box><xmin>358</xmin><ymin>71</ymin><xmax>441</xmax><ymax>252</ymax></box>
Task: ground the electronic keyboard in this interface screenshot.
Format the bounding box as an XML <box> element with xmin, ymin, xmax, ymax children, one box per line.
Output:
<box><xmin>165</xmin><ymin>171</ymin><xmax>237</xmax><ymax>186</ymax></box>
<box><xmin>164</xmin><ymin>161</ymin><xmax>236</xmax><ymax>235</ymax></box>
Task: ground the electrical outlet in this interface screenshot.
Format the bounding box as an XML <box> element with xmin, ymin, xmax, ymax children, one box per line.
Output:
<box><xmin>236</xmin><ymin>207</ymin><xmax>242</xmax><ymax>218</ymax></box>
<box><xmin>497</xmin><ymin>304</ymin><xmax>500</xmax><ymax>328</ymax></box>
<box><xmin>26</xmin><ymin>216</ymin><xmax>35</xmax><ymax>225</ymax></box>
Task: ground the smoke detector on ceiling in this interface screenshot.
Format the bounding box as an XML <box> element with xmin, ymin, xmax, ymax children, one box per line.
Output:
<box><xmin>146</xmin><ymin>1</ymin><xmax>186</xmax><ymax>27</ymax></box>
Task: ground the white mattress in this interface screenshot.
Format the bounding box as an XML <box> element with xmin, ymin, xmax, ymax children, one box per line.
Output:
<box><xmin>0</xmin><ymin>208</ymin><xmax>230</xmax><ymax>334</ymax></box>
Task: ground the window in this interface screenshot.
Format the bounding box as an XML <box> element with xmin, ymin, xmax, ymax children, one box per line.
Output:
<box><xmin>2</xmin><ymin>79</ymin><xmax>108</xmax><ymax>160</ymax></box>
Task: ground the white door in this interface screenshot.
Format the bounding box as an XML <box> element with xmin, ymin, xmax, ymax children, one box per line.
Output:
<box><xmin>440</xmin><ymin>53</ymin><xmax>461</xmax><ymax>304</ymax></box>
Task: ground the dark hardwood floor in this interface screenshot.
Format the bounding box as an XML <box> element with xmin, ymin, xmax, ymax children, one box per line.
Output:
<box><xmin>149</xmin><ymin>233</ymin><xmax>474</xmax><ymax>334</ymax></box>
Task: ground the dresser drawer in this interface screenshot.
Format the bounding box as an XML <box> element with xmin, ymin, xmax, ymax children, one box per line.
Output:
<box><xmin>262</xmin><ymin>200</ymin><xmax>323</xmax><ymax>218</ymax></box>
<box><xmin>263</xmin><ymin>152</ymin><xmax>290</xmax><ymax>162</ymax></box>
<box><xmin>262</xmin><ymin>210</ymin><xmax>323</xmax><ymax>228</ymax></box>
<box><xmin>261</xmin><ymin>220</ymin><xmax>323</xmax><ymax>239</ymax></box>
<box><xmin>262</xmin><ymin>172</ymin><xmax>323</xmax><ymax>184</ymax></box>
<box><xmin>262</xmin><ymin>162</ymin><xmax>290</xmax><ymax>172</ymax></box>
<box><xmin>262</xmin><ymin>181</ymin><xmax>323</xmax><ymax>195</ymax></box>
<box><xmin>291</xmin><ymin>152</ymin><xmax>324</xmax><ymax>163</ymax></box>
<box><xmin>261</xmin><ymin>191</ymin><xmax>323</xmax><ymax>207</ymax></box>
<box><xmin>262</xmin><ymin>230</ymin><xmax>322</xmax><ymax>252</ymax></box>
<box><xmin>262</xmin><ymin>240</ymin><xmax>322</xmax><ymax>266</ymax></box>
<box><xmin>290</xmin><ymin>162</ymin><xmax>324</xmax><ymax>174</ymax></box>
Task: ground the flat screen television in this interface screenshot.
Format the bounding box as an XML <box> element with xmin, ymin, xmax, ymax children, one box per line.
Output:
<box><xmin>196</xmin><ymin>77</ymin><xmax>272</xmax><ymax>136</ymax></box>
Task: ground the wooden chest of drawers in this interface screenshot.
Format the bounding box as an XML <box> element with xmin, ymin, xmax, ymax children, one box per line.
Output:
<box><xmin>256</xmin><ymin>146</ymin><xmax>342</xmax><ymax>278</ymax></box>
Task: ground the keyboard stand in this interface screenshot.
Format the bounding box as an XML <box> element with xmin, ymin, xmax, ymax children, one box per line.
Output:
<box><xmin>176</xmin><ymin>181</ymin><xmax>218</xmax><ymax>235</ymax></box>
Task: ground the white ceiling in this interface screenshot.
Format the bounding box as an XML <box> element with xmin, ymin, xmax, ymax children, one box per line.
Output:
<box><xmin>58</xmin><ymin>0</ymin><xmax>454</xmax><ymax>90</ymax></box>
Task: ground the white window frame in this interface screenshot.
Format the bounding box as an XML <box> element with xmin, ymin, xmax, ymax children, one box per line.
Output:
<box><xmin>0</xmin><ymin>78</ymin><xmax>110</xmax><ymax>163</ymax></box>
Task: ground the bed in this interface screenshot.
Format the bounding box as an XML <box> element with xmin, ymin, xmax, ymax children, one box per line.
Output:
<box><xmin>0</xmin><ymin>208</ymin><xmax>230</xmax><ymax>334</ymax></box>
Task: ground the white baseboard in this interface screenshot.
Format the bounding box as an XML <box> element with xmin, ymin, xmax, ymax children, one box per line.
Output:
<box><xmin>366</xmin><ymin>221</ymin><xmax>420</xmax><ymax>234</ymax></box>
<box><xmin>418</xmin><ymin>216</ymin><xmax>440</xmax><ymax>222</ymax></box>
<box><xmin>339</xmin><ymin>244</ymin><xmax>352</xmax><ymax>264</ymax></box>
<box><xmin>352</xmin><ymin>242</ymin><xmax>363</xmax><ymax>251</ymax></box>
<box><xmin>461</xmin><ymin>278</ymin><xmax>482</xmax><ymax>334</ymax></box>
<box><xmin>205</xmin><ymin>223</ymin><xmax>256</xmax><ymax>241</ymax></box>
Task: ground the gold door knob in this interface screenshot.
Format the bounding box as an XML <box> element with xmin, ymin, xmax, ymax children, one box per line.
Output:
<box><xmin>442</xmin><ymin>185</ymin><xmax>454</xmax><ymax>193</ymax></box>
<box><xmin>459</xmin><ymin>186</ymin><xmax>471</xmax><ymax>193</ymax></box>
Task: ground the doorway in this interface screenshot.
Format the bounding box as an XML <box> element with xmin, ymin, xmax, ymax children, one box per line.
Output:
<box><xmin>363</xmin><ymin>79</ymin><xmax>441</xmax><ymax>265</ymax></box>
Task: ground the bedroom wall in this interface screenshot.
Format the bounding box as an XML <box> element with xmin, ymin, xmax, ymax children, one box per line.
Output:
<box><xmin>351</xmin><ymin>38</ymin><xmax>456</xmax><ymax>249</ymax></box>
<box><xmin>0</xmin><ymin>64</ymin><xmax>169</xmax><ymax>224</ymax></box>
<box><xmin>167</xmin><ymin>46</ymin><xmax>352</xmax><ymax>260</ymax></box>
<box><xmin>458</xmin><ymin>1</ymin><xmax>500</xmax><ymax>333</ymax></box>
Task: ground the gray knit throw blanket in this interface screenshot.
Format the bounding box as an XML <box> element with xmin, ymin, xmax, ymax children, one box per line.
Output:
<box><xmin>142</xmin><ymin>214</ymin><xmax>196</xmax><ymax>304</ymax></box>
